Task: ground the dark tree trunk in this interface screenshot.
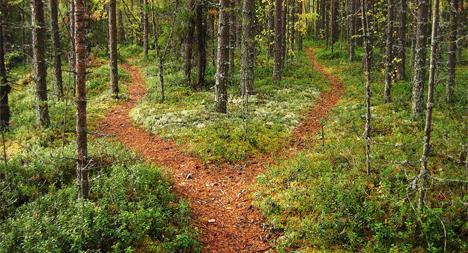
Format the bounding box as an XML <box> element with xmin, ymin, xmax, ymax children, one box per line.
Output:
<box><xmin>411</xmin><ymin>0</ymin><xmax>429</xmax><ymax>117</ymax></box>
<box><xmin>396</xmin><ymin>0</ymin><xmax>407</xmax><ymax>80</ymax></box>
<box><xmin>0</xmin><ymin>5</ymin><xmax>10</xmax><ymax>131</ymax></box>
<box><xmin>118</xmin><ymin>10</ymin><xmax>126</xmax><ymax>43</ymax></box>
<box><xmin>240</xmin><ymin>0</ymin><xmax>255</xmax><ymax>96</ymax></box>
<box><xmin>184</xmin><ymin>0</ymin><xmax>195</xmax><ymax>86</ymax></box>
<box><xmin>31</xmin><ymin>0</ymin><xmax>50</xmax><ymax>127</ymax></box>
<box><xmin>418</xmin><ymin>0</ymin><xmax>439</xmax><ymax>210</ymax></box>
<box><xmin>273</xmin><ymin>0</ymin><xmax>284</xmax><ymax>81</ymax></box>
<box><xmin>195</xmin><ymin>3</ymin><xmax>207</xmax><ymax>90</ymax></box>
<box><xmin>229</xmin><ymin>0</ymin><xmax>237</xmax><ymax>70</ymax></box>
<box><xmin>50</xmin><ymin>0</ymin><xmax>63</xmax><ymax>98</ymax></box>
<box><xmin>109</xmin><ymin>0</ymin><xmax>119</xmax><ymax>97</ymax></box>
<box><xmin>74</xmin><ymin>0</ymin><xmax>89</xmax><ymax>199</ymax></box>
<box><xmin>296</xmin><ymin>0</ymin><xmax>303</xmax><ymax>53</ymax></box>
<box><xmin>215</xmin><ymin>0</ymin><xmax>230</xmax><ymax>113</ymax></box>
<box><xmin>446</xmin><ymin>0</ymin><xmax>458</xmax><ymax>103</ymax></box>
<box><xmin>384</xmin><ymin>0</ymin><xmax>395</xmax><ymax>103</ymax></box>
<box><xmin>142</xmin><ymin>0</ymin><xmax>149</xmax><ymax>56</ymax></box>
<box><xmin>68</xmin><ymin>0</ymin><xmax>76</xmax><ymax>91</ymax></box>
<box><xmin>330</xmin><ymin>0</ymin><xmax>338</xmax><ymax>52</ymax></box>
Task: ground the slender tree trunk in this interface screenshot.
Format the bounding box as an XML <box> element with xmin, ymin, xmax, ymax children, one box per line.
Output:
<box><xmin>75</xmin><ymin>0</ymin><xmax>89</xmax><ymax>199</ymax></box>
<box><xmin>195</xmin><ymin>3</ymin><xmax>207</xmax><ymax>90</ymax></box>
<box><xmin>273</xmin><ymin>0</ymin><xmax>284</xmax><ymax>81</ymax></box>
<box><xmin>0</xmin><ymin>5</ymin><xmax>10</xmax><ymax>131</ymax></box>
<box><xmin>215</xmin><ymin>0</ymin><xmax>230</xmax><ymax>113</ymax></box>
<box><xmin>330</xmin><ymin>0</ymin><xmax>337</xmax><ymax>52</ymax></box>
<box><xmin>31</xmin><ymin>0</ymin><xmax>50</xmax><ymax>127</ymax></box>
<box><xmin>50</xmin><ymin>0</ymin><xmax>63</xmax><ymax>98</ymax></box>
<box><xmin>296</xmin><ymin>0</ymin><xmax>303</xmax><ymax>53</ymax></box>
<box><xmin>240</xmin><ymin>0</ymin><xmax>254</xmax><ymax>96</ymax></box>
<box><xmin>418</xmin><ymin>0</ymin><xmax>439</xmax><ymax>210</ymax></box>
<box><xmin>446</xmin><ymin>0</ymin><xmax>458</xmax><ymax>103</ymax></box>
<box><xmin>184</xmin><ymin>0</ymin><xmax>195</xmax><ymax>86</ymax></box>
<box><xmin>268</xmin><ymin>6</ymin><xmax>275</xmax><ymax>57</ymax></box>
<box><xmin>118</xmin><ymin>10</ymin><xmax>126</xmax><ymax>43</ymax></box>
<box><xmin>396</xmin><ymin>0</ymin><xmax>407</xmax><ymax>80</ymax></box>
<box><xmin>349</xmin><ymin>0</ymin><xmax>357</xmax><ymax>60</ymax></box>
<box><xmin>411</xmin><ymin>0</ymin><xmax>429</xmax><ymax>117</ymax></box>
<box><xmin>229</xmin><ymin>0</ymin><xmax>237</xmax><ymax>70</ymax></box>
<box><xmin>384</xmin><ymin>0</ymin><xmax>395</xmax><ymax>103</ymax></box>
<box><xmin>68</xmin><ymin>0</ymin><xmax>76</xmax><ymax>92</ymax></box>
<box><xmin>109</xmin><ymin>0</ymin><xmax>119</xmax><ymax>97</ymax></box>
<box><xmin>142</xmin><ymin>0</ymin><xmax>149</xmax><ymax>56</ymax></box>
<box><xmin>361</xmin><ymin>0</ymin><xmax>372</xmax><ymax>175</ymax></box>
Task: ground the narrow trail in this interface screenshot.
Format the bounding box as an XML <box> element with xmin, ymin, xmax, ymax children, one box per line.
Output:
<box><xmin>100</xmin><ymin>48</ymin><xmax>343</xmax><ymax>252</ymax></box>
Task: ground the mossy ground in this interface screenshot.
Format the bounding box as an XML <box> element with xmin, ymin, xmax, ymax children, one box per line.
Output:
<box><xmin>254</xmin><ymin>41</ymin><xmax>467</xmax><ymax>252</ymax></box>
<box><xmin>126</xmin><ymin>46</ymin><xmax>329</xmax><ymax>163</ymax></box>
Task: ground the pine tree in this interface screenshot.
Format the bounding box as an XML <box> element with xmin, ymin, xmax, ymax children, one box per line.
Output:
<box><xmin>109</xmin><ymin>0</ymin><xmax>119</xmax><ymax>97</ymax></box>
<box><xmin>215</xmin><ymin>0</ymin><xmax>230</xmax><ymax>113</ymax></box>
<box><xmin>446</xmin><ymin>0</ymin><xmax>458</xmax><ymax>103</ymax></box>
<box><xmin>49</xmin><ymin>0</ymin><xmax>63</xmax><ymax>98</ymax></box>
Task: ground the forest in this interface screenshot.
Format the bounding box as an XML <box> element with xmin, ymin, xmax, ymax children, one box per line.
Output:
<box><xmin>0</xmin><ymin>0</ymin><xmax>466</xmax><ymax>252</ymax></box>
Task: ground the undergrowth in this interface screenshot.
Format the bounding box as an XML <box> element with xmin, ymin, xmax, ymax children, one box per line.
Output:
<box><xmin>254</xmin><ymin>41</ymin><xmax>467</xmax><ymax>252</ymax></box>
<box><xmin>127</xmin><ymin>46</ymin><xmax>329</xmax><ymax>163</ymax></box>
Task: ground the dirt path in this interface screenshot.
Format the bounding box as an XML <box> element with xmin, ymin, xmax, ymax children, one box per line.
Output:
<box><xmin>100</xmin><ymin>48</ymin><xmax>343</xmax><ymax>252</ymax></box>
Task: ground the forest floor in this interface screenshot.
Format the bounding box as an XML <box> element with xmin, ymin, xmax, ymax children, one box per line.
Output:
<box><xmin>100</xmin><ymin>48</ymin><xmax>343</xmax><ymax>252</ymax></box>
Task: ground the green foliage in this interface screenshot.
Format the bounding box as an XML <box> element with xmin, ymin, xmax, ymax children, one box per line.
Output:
<box><xmin>130</xmin><ymin>47</ymin><xmax>329</xmax><ymax>163</ymax></box>
<box><xmin>254</xmin><ymin>42</ymin><xmax>467</xmax><ymax>252</ymax></box>
<box><xmin>0</xmin><ymin>145</ymin><xmax>199</xmax><ymax>252</ymax></box>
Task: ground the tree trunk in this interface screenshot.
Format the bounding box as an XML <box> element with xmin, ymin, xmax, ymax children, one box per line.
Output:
<box><xmin>418</xmin><ymin>0</ymin><xmax>439</xmax><ymax>210</ymax></box>
<box><xmin>118</xmin><ymin>10</ymin><xmax>126</xmax><ymax>43</ymax></box>
<box><xmin>240</xmin><ymin>0</ymin><xmax>255</xmax><ymax>96</ymax></box>
<box><xmin>109</xmin><ymin>0</ymin><xmax>119</xmax><ymax>97</ymax></box>
<box><xmin>384</xmin><ymin>0</ymin><xmax>395</xmax><ymax>103</ymax></box>
<box><xmin>195</xmin><ymin>3</ymin><xmax>207</xmax><ymax>90</ymax></box>
<box><xmin>411</xmin><ymin>0</ymin><xmax>429</xmax><ymax>118</ymax></box>
<box><xmin>268</xmin><ymin>6</ymin><xmax>275</xmax><ymax>57</ymax></box>
<box><xmin>142</xmin><ymin>0</ymin><xmax>149</xmax><ymax>56</ymax></box>
<box><xmin>396</xmin><ymin>0</ymin><xmax>407</xmax><ymax>80</ymax></box>
<box><xmin>446</xmin><ymin>0</ymin><xmax>458</xmax><ymax>103</ymax></box>
<box><xmin>31</xmin><ymin>0</ymin><xmax>50</xmax><ymax>128</ymax></box>
<box><xmin>296</xmin><ymin>0</ymin><xmax>303</xmax><ymax>53</ymax></box>
<box><xmin>349</xmin><ymin>0</ymin><xmax>357</xmax><ymax>61</ymax></box>
<box><xmin>273</xmin><ymin>0</ymin><xmax>284</xmax><ymax>81</ymax></box>
<box><xmin>184</xmin><ymin>0</ymin><xmax>195</xmax><ymax>86</ymax></box>
<box><xmin>215</xmin><ymin>0</ymin><xmax>230</xmax><ymax>113</ymax></box>
<box><xmin>0</xmin><ymin>6</ymin><xmax>10</xmax><ymax>131</ymax></box>
<box><xmin>74</xmin><ymin>0</ymin><xmax>89</xmax><ymax>199</ymax></box>
<box><xmin>361</xmin><ymin>0</ymin><xmax>372</xmax><ymax>175</ymax></box>
<box><xmin>229</xmin><ymin>0</ymin><xmax>237</xmax><ymax>70</ymax></box>
<box><xmin>330</xmin><ymin>0</ymin><xmax>337</xmax><ymax>52</ymax></box>
<box><xmin>50</xmin><ymin>0</ymin><xmax>63</xmax><ymax>99</ymax></box>
<box><xmin>68</xmin><ymin>0</ymin><xmax>76</xmax><ymax>92</ymax></box>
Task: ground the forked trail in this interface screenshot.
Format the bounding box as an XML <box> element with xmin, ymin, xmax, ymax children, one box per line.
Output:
<box><xmin>100</xmin><ymin>48</ymin><xmax>343</xmax><ymax>252</ymax></box>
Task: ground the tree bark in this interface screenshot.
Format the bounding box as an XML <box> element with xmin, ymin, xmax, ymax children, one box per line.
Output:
<box><xmin>384</xmin><ymin>0</ymin><xmax>395</xmax><ymax>103</ymax></box>
<box><xmin>184</xmin><ymin>0</ymin><xmax>195</xmax><ymax>86</ymax></box>
<box><xmin>349</xmin><ymin>0</ymin><xmax>357</xmax><ymax>60</ymax></box>
<box><xmin>240</xmin><ymin>0</ymin><xmax>254</xmax><ymax>96</ymax></box>
<box><xmin>109</xmin><ymin>0</ymin><xmax>119</xmax><ymax>97</ymax></box>
<box><xmin>418</xmin><ymin>0</ymin><xmax>439</xmax><ymax>210</ymax></box>
<box><xmin>195</xmin><ymin>3</ymin><xmax>207</xmax><ymax>90</ymax></box>
<box><xmin>142</xmin><ymin>0</ymin><xmax>149</xmax><ymax>56</ymax></box>
<box><xmin>31</xmin><ymin>0</ymin><xmax>50</xmax><ymax>127</ymax></box>
<box><xmin>361</xmin><ymin>0</ymin><xmax>372</xmax><ymax>175</ymax></box>
<box><xmin>229</xmin><ymin>0</ymin><xmax>237</xmax><ymax>70</ymax></box>
<box><xmin>273</xmin><ymin>0</ymin><xmax>284</xmax><ymax>81</ymax></box>
<box><xmin>215</xmin><ymin>0</ymin><xmax>230</xmax><ymax>113</ymax></box>
<box><xmin>0</xmin><ymin>4</ymin><xmax>10</xmax><ymax>131</ymax></box>
<box><xmin>446</xmin><ymin>0</ymin><xmax>458</xmax><ymax>103</ymax></box>
<box><xmin>296</xmin><ymin>0</ymin><xmax>303</xmax><ymax>53</ymax></box>
<box><xmin>411</xmin><ymin>0</ymin><xmax>429</xmax><ymax>117</ymax></box>
<box><xmin>74</xmin><ymin>0</ymin><xmax>89</xmax><ymax>199</ymax></box>
<box><xmin>396</xmin><ymin>0</ymin><xmax>407</xmax><ymax>80</ymax></box>
<box><xmin>118</xmin><ymin>10</ymin><xmax>126</xmax><ymax>43</ymax></box>
<box><xmin>330</xmin><ymin>0</ymin><xmax>337</xmax><ymax>52</ymax></box>
<box><xmin>50</xmin><ymin>0</ymin><xmax>63</xmax><ymax>98</ymax></box>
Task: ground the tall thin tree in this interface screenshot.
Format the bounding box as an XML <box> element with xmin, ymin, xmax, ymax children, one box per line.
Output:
<box><xmin>195</xmin><ymin>2</ymin><xmax>207</xmax><ymax>90</ymax></box>
<box><xmin>273</xmin><ymin>0</ymin><xmax>284</xmax><ymax>81</ymax></box>
<box><xmin>31</xmin><ymin>0</ymin><xmax>50</xmax><ymax>127</ymax></box>
<box><xmin>75</xmin><ymin>0</ymin><xmax>89</xmax><ymax>198</ymax></box>
<box><xmin>0</xmin><ymin>3</ymin><xmax>10</xmax><ymax>130</ymax></box>
<box><xmin>50</xmin><ymin>0</ymin><xmax>63</xmax><ymax>98</ymax></box>
<box><xmin>418</xmin><ymin>0</ymin><xmax>439</xmax><ymax>210</ymax></box>
<box><xmin>109</xmin><ymin>0</ymin><xmax>119</xmax><ymax>97</ymax></box>
<box><xmin>215</xmin><ymin>0</ymin><xmax>230</xmax><ymax>113</ymax></box>
<box><xmin>396</xmin><ymin>0</ymin><xmax>407</xmax><ymax>80</ymax></box>
<box><xmin>361</xmin><ymin>0</ymin><xmax>372</xmax><ymax>175</ymax></box>
<box><xmin>142</xmin><ymin>0</ymin><xmax>149</xmax><ymax>56</ymax></box>
<box><xmin>446</xmin><ymin>0</ymin><xmax>458</xmax><ymax>103</ymax></box>
<box><xmin>240</xmin><ymin>0</ymin><xmax>254</xmax><ymax>96</ymax></box>
<box><xmin>384</xmin><ymin>0</ymin><xmax>395</xmax><ymax>103</ymax></box>
<box><xmin>411</xmin><ymin>0</ymin><xmax>429</xmax><ymax>117</ymax></box>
